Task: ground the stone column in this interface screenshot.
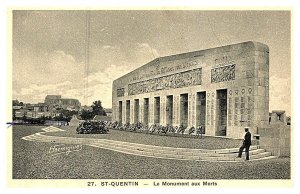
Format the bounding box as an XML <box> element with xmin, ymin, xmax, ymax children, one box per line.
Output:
<box><xmin>160</xmin><ymin>96</ymin><xmax>166</xmax><ymax>126</ymax></box>
<box><xmin>130</xmin><ymin>100</ymin><xmax>134</xmax><ymax>124</ymax></box>
<box><xmin>280</xmin><ymin>113</ymin><xmax>287</xmax><ymax>124</ymax></box>
<box><xmin>123</xmin><ymin>100</ymin><xmax>126</xmax><ymax>124</ymax></box>
<box><xmin>173</xmin><ymin>95</ymin><xmax>180</xmax><ymax>126</ymax></box>
<box><xmin>139</xmin><ymin>98</ymin><xmax>143</xmax><ymax>123</ymax></box>
<box><xmin>188</xmin><ymin>92</ymin><xmax>196</xmax><ymax>128</ymax></box>
<box><xmin>149</xmin><ymin>97</ymin><xmax>154</xmax><ymax>125</ymax></box>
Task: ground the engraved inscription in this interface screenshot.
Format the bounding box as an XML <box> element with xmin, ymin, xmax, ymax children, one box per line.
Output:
<box><xmin>211</xmin><ymin>64</ymin><xmax>236</xmax><ymax>83</ymax></box>
<box><xmin>131</xmin><ymin>60</ymin><xmax>201</xmax><ymax>82</ymax></box>
<box><xmin>128</xmin><ymin>68</ymin><xmax>202</xmax><ymax>95</ymax></box>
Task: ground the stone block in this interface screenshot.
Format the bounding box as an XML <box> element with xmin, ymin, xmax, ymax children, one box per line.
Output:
<box><xmin>260</xmin><ymin>137</ymin><xmax>272</xmax><ymax>147</ymax></box>
<box><xmin>241</xmin><ymin>64</ymin><xmax>252</xmax><ymax>72</ymax></box>
<box><xmin>284</xmin><ymin>130</ymin><xmax>291</xmax><ymax>138</ymax></box>
<box><xmin>242</xmin><ymin>56</ymin><xmax>255</xmax><ymax>64</ymax></box>
<box><xmin>254</xmin><ymin>55</ymin><xmax>268</xmax><ymax>64</ymax></box>
<box><xmin>279</xmin><ymin>136</ymin><xmax>286</xmax><ymax>146</ymax></box>
<box><xmin>271</xmin><ymin>148</ymin><xmax>281</xmax><ymax>156</ymax></box>
<box><xmin>279</xmin><ymin>148</ymin><xmax>290</xmax><ymax>157</ymax></box>
<box><xmin>258</xmin><ymin>70</ymin><xmax>267</xmax><ymax>78</ymax></box>
<box><xmin>255</xmin><ymin>62</ymin><xmax>266</xmax><ymax>71</ymax></box>
<box><xmin>284</xmin><ymin>138</ymin><xmax>291</xmax><ymax>147</ymax></box>
<box><xmin>245</xmin><ymin>78</ymin><xmax>254</xmax><ymax>86</ymax></box>
<box><xmin>254</xmin><ymin>78</ymin><xmax>265</xmax><ymax>87</ymax></box>
<box><xmin>268</xmin><ymin>130</ymin><xmax>276</xmax><ymax>138</ymax></box>
<box><xmin>257</xmin><ymin>99</ymin><xmax>266</xmax><ymax>108</ymax></box>
<box><xmin>245</xmin><ymin>69</ymin><xmax>255</xmax><ymax>78</ymax></box>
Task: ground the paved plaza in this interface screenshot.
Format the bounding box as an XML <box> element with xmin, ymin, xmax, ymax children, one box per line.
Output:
<box><xmin>13</xmin><ymin>125</ymin><xmax>290</xmax><ymax>179</ymax></box>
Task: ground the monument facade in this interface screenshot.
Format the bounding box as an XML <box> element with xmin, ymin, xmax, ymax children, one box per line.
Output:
<box><xmin>112</xmin><ymin>41</ymin><xmax>269</xmax><ymax>138</ymax></box>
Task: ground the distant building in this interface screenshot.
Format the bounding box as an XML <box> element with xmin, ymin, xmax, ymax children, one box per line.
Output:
<box><xmin>34</xmin><ymin>103</ymin><xmax>49</xmax><ymax>112</ymax></box>
<box><xmin>13</xmin><ymin>103</ymin><xmax>51</xmax><ymax>119</ymax></box>
<box><xmin>13</xmin><ymin>106</ymin><xmax>25</xmax><ymax>119</ymax></box>
<box><xmin>104</xmin><ymin>108</ymin><xmax>112</xmax><ymax>117</ymax></box>
<box><xmin>44</xmin><ymin>95</ymin><xmax>81</xmax><ymax>111</ymax></box>
<box><xmin>12</xmin><ymin>95</ymin><xmax>81</xmax><ymax>120</ymax></box>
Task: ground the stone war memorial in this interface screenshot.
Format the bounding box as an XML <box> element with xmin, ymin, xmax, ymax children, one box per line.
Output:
<box><xmin>112</xmin><ymin>41</ymin><xmax>270</xmax><ymax>139</ymax></box>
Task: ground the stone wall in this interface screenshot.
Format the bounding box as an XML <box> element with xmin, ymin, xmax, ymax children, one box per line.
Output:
<box><xmin>258</xmin><ymin>124</ymin><xmax>290</xmax><ymax>157</ymax></box>
<box><xmin>112</xmin><ymin>41</ymin><xmax>269</xmax><ymax>139</ymax></box>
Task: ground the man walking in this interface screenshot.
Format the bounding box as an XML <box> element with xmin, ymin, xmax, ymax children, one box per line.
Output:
<box><xmin>237</xmin><ymin>127</ymin><xmax>252</xmax><ymax>160</ymax></box>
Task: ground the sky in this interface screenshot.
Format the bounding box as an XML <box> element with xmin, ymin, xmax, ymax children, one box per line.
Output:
<box><xmin>12</xmin><ymin>10</ymin><xmax>291</xmax><ymax>115</ymax></box>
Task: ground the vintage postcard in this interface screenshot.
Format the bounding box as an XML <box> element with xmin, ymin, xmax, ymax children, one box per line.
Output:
<box><xmin>6</xmin><ymin>7</ymin><xmax>293</xmax><ymax>189</ymax></box>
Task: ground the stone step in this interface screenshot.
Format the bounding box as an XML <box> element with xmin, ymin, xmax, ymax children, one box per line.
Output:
<box><xmin>90</xmin><ymin>142</ymin><xmax>244</xmax><ymax>162</ymax></box>
<box><xmin>41</xmin><ymin>126</ymin><xmax>64</xmax><ymax>132</ymax></box>
<box><xmin>250</xmin><ymin>152</ymin><xmax>272</xmax><ymax>159</ymax></box>
<box><xmin>34</xmin><ymin>131</ymin><xmax>260</xmax><ymax>155</ymax></box>
<box><xmin>22</xmin><ymin>132</ymin><xmax>274</xmax><ymax>162</ymax></box>
<box><xmin>90</xmin><ymin>141</ymin><xmax>270</xmax><ymax>161</ymax></box>
<box><xmin>32</xmin><ymin>133</ymin><xmax>101</xmax><ymax>145</ymax></box>
<box><xmin>101</xmin><ymin>140</ymin><xmax>260</xmax><ymax>156</ymax></box>
<box><xmin>99</xmin><ymin>138</ymin><xmax>259</xmax><ymax>154</ymax></box>
<box><xmin>251</xmin><ymin>156</ymin><xmax>277</xmax><ymax>161</ymax></box>
<box><xmin>214</xmin><ymin>145</ymin><xmax>260</xmax><ymax>154</ymax></box>
<box><xmin>217</xmin><ymin>149</ymin><xmax>266</xmax><ymax>158</ymax></box>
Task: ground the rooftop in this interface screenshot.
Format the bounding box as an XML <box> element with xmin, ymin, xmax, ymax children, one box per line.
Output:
<box><xmin>114</xmin><ymin>41</ymin><xmax>268</xmax><ymax>82</ymax></box>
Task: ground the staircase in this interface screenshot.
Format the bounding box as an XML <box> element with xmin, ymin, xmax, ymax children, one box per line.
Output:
<box><xmin>22</xmin><ymin>126</ymin><xmax>276</xmax><ymax>162</ymax></box>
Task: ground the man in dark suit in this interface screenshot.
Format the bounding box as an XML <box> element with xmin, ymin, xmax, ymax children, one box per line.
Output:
<box><xmin>237</xmin><ymin>128</ymin><xmax>252</xmax><ymax>160</ymax></box>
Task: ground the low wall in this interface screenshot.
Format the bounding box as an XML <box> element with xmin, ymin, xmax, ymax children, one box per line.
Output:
<box><xmin>258</xmin><ymin>123</ymin><xmax>290</xmax><ymax>157</ymax></box>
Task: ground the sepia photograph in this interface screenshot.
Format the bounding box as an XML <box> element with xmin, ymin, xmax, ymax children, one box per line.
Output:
<box><xmin>9</xmin><ymin>9</ymin><xmax>292</xmax><ymax>187</ymax></box>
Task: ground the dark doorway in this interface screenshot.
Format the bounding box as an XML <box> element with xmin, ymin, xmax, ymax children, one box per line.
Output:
<box><xmin>180</xmin><ymin>93</ymin><xmax>188</xmax><ymax>128</ymax></box>
<box><xmin>126</xmin><ymin>100</ymin><xmax>130</xmax><ymax>123</ymax></box>
<box><xmin>134</xmin><ymin>99</ymin><xmax>139</xmax><ymax>123</ymax></box>
<box><xmin>143</xmin><ymin>98</ymin><xmax>149</xmax><ymax>125</ymax></box>
<box><xmin>154</xmin><ymin>97</ymin><xmax>160</xmax><ymax>124</ymax></box>
<box><xmin>118</xmin><ymin>101</ymin><xmax>123</xmax><ymax>124</ymax></box>
<box><xmin>216</xmin><ymin>89</ymin><xmax>227</xmax><ymax>136</ymax></box>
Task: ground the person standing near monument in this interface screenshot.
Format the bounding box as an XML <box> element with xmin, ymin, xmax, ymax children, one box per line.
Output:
<box><xmin>237</xmin><ymin>128</ymin><xmax>252</xmax><ymax>160</ymax></box>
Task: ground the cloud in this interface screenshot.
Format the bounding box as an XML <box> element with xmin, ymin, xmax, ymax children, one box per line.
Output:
<box><xmin>137</xmin><ymin>42</ymin><xmax>159</xmax><ymax>58</ymax></box>
<box><xmin>42</xmin><ymin>50</ymin><xmax>81</xmax><ymax>76</ymax></box>
<box><xmin>269</xmin><ymin>75</ymin><xmax>291</xmax><ymax>116</ymax></box>
<box><xmin>13</xmin><ymin>80</ymin><xmax>80</xmax><ymax>103</ymax></box>
<box><xmin>102</xmin><ymin>45</ymin><xmax>115</xmax><ymax>50</ymax></box>
<box><xmin>13</xmin><ymin>46</ymin><xmax>139</xmax><ymax>107</ymax></box>
<box><xmin>13</xmin><ymin>59</ymin><xmax>292</xmax><ymax>113</ymax></box>
<box><xmin>14</xmin><ymin>49</ymin><xmax>84</xmax><ymax>88</ymax></box>
<box><xmin>13</xmin><ymin>63</ymin><xmax>134</xmax><ymax>108</ymax></box>
<box><xmin>73</xmin><ymin>43</ymin><xmax>158</xmax><ymax>107</ymax></box>
<box><xmin>83</xmin><ymin>64</ymin><xmax>135</xmax><ymax>107</ymax></box>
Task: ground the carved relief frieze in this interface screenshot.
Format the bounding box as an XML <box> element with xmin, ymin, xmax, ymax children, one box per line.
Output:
<box><xmin>117</xmin><ymin>88</ymin><xmax>125</xmax><ymax>97</ymax></box>
<box><xmin>128</xmin><ymin>68</ymin><xmax>202</xmax><ymax>95</ymax></box>
<box><xmin>211</xmin><ymin>64</ymin><xmax>236</xmax><ymax>83</ymax></box>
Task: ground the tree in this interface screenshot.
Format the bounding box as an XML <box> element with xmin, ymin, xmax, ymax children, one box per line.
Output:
<box><xmin>12</xmin><ymin>100</ymin><xmax>19</xmax><ymax>106</ymax></box>
<box><xmin>12</xmin><ymin>99</ymin><xmax>24</xmax><ymax>106</ymax></box>
<box><xmin>22</xmin><ymin>112</ymin><xmax>27</xmax><ymax>123</ymax></box>
<box><xmin>60</xmin><ymin>109</ymin><xmax>78</xmax><ymax>122</ymax></box>
<box><xmin>12</xmin><ymin>110</ymin><xmax>16</xmax><ymax>121</ymax></box>
<box><xmin>91</xmin><ymin>100</ymin><xmax>106</xmax><ymax>116</ymax></box>
<box><xmin>81</xmin><ymin>109</ymin><xmax>93</xmax><ymax>120</ymax></box>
